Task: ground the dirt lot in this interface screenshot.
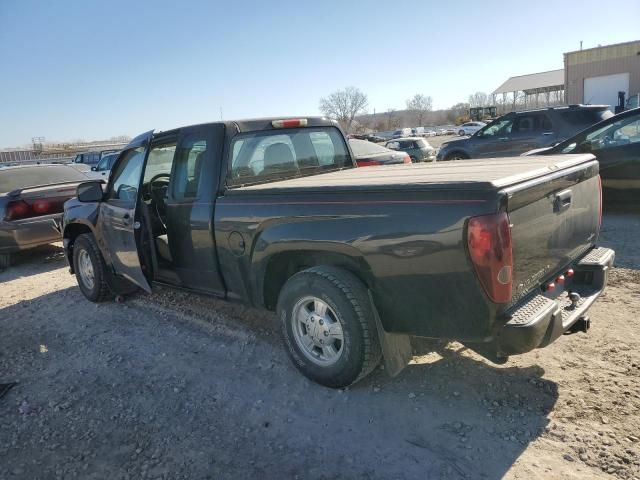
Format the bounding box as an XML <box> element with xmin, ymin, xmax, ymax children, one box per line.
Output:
<box><xmin>1</xmin><ymin>210</ymin><xmax>639</xmax><ymax>480</ymax></box>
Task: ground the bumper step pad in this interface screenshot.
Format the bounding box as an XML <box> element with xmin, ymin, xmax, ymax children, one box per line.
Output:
<box><xmin>497</xmin><ymin>246</ymin><xmax>614</xmax><ymax>356</ymax></box>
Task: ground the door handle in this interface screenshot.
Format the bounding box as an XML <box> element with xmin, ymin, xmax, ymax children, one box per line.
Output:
<box><xmin>498</xmin><ymin>137</ymin><xmax>509</xmax><ymax>141</ymax></box>
<box><xmin>542</xmin><ymin>132</ymin><xmax>555</xmax><ymax>136</ymax></box>
<box><xmin>554</xmin><ymin>189</ymin><xmax>572</xmax><ymax>213</ymax></box>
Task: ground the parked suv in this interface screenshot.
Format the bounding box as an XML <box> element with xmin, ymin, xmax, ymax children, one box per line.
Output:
<box><xmin>385</xmin><ymin>137</ymin><xmax>436</xmax><ymax>162</ymax></box>
<box><xmin>73</xmin><ymin>150</ymin><xmax>119</xmax><ymax>166</ymax></box>
<box><xmin>437</xmin><ymin>105</ymin><xmax>613</xmax><ymax>161</ymax></box>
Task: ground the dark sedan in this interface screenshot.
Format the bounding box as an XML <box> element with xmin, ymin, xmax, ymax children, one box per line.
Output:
<box><xmin>0</xmin><ymin>164</ymin><xmax>88</xmax><ymax>268</ymax></box>
<box><xmin>348</xmin><ymin>139</ymin><xmax>411</xmax><ymax>166</ymax></box>
<box><xmin>523</xmin><ymin>107</ymin><xmax>640</xmax><ymax>203</ymax></box>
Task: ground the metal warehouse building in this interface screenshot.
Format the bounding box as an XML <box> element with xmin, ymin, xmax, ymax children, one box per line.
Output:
<box><xmin>564</xmin><ymin>40</ymin><xmax>640</xmax><ymax>110</ymax></box>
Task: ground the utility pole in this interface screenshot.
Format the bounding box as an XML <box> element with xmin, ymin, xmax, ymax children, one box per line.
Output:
<box><xmin>220</xmin><ymin>107</ymin><xmax>223</xmax><ymax>121</ymax></box>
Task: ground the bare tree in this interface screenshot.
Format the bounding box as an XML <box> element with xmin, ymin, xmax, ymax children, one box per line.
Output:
<box><xmin>468</xmin><ymin>92</ymin><xmax>489</xmax><ymax>108</ymax></box>
<box><xmin>405</xmin><ymin>94</ymin><xmax>433</xmax><ymax>126</ymax></box>
<box><xmin>319</xmin><ymin>86</ymin><xmax>368</xmax><ymax>132</ymax></box>
<box><xmin>385</xmin><ymin>108</ymin><xmax>400</xmax><ymax>130</ymax></box>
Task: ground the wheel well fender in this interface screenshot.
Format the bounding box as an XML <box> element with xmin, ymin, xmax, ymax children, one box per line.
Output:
<box><xmin>62</xmin><ymin>222</ymin><xmax>94</xmax><ymax>271</ymax></box>
<box><xmin>258</xmin><ymin>247</ymin><xmax>375</xmax><ymax>311</ymax></box>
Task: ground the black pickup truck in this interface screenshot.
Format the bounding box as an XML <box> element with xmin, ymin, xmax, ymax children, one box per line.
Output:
<box><xmin>62</xmin><ymin>117</ymin><xmax>614</xmax><ymax>388</ymax></box>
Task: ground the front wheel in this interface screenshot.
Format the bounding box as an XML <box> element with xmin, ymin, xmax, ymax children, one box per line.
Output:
<box><xmin>73</xmin><ymin>234</ymin><xmax>112</xmax><ymax>302</ymax></box>
<box><xmin>278</xmin><ymin>266</ymin><xmax>382</xmax><ymax>388</ymax></box>
<box><xmin>458</xmin><ymin>130</ymin><xmax>465</xmax><ymax>136</ymax></box>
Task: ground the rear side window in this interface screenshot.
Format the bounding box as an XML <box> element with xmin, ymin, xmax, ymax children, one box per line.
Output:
<box><xmin>512</xmin><ymin>114</ymin><xmax>552</xmax><ymax>133</ymax></box>
<box><xmin>172</xmin><ymin>135</ymin><xmax>207</xmax><ymax>199</ymax></box>
<box><xmin>229</xmin><ymin>127</ymin><xmax>349</xmax><ymax>185</ymax></box>
<box><xmin>560</xmin><ymin>109</ymin><xmax>612</xmax><ymax>127</ymax></box>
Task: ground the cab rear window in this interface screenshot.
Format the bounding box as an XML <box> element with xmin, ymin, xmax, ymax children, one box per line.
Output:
<box><xmin>228</xmin><ymin>127</ymin><xmax>350</xmax><ymax>185</ymax></box>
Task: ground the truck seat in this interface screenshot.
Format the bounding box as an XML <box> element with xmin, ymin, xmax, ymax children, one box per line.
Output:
<box><xmin>155</xmin><ymin>234</ymin><xmax>172</xmax><ymax>263</ymax></box>
<box><xmin>261</xmin><ymin>143</ymin><xmax>298</xmax><ymax>175</ymax></box>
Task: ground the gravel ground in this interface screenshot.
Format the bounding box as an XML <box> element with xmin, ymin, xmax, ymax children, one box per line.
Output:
<box><xmin>0</xmin><ymin>212</ymin><xmax>638</xmax><ymax>480</ymax></box>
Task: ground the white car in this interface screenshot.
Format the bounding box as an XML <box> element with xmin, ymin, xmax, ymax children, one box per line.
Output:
<box><xmin>457</xmin><ymin>121</ymin><xmax>486</xmax><ymax>136</ymax></box>
<box><xmin>85</xmin><ymin>152</ymin><xmax>119</xmax><ymax>180</ymax></box>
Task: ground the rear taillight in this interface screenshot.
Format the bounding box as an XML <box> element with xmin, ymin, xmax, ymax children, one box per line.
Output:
<box><xmin>467</xmin><ymin>212</ymin><xmax>513</xmax><ymax>304</ymax></box>
<box><xmin>5</xmin><ymin>200</ymin><xmax>31</xmax><ymax>220</ymax></box>
<box><xmin>4</xmin><ymin>198</ymin><xmax>64</xmax><ymax>221</ymax></box>
<box><xmin>32</xmin><ymin>199</ymin><xmax>51</xmax><ymax>215</ymax></box>
<box><xmin>356</xmin><ymin>159</ymin><xmax>382</xmax><ymax>167</ymax></box>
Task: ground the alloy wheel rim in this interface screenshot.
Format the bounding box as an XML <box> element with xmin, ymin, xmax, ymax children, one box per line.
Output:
<box><xmin>78</xmin><ymin>249</ymin><xmax>95</xmax><ymax>290</ymax></box>
<box><xmin>291</xmin><ymin>296</ymin><xmax>344</xmax><ymax>366</ymax></box>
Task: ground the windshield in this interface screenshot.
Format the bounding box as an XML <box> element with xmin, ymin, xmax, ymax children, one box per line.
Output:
<box><xmin>555</xmin><ymin>110</ymin><xmax>640</xmax><ymax>154</ymax></box>
<box><xmin>0</xmin><ymin>166</ymin><xmax>87</xmax><ymax>193</ymax></box>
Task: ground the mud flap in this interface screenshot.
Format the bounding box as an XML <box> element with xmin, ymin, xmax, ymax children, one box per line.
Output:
<box><xmin>367</xmin><ymin>291</ymin><xmax>412</xmax><ymax>377</ymax></box>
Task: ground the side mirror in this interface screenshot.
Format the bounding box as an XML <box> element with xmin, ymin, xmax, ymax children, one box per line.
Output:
<box><xmin>77</xmin><ymin>181</ymin><xmax>104</xmax><ymax>203</ymax></box>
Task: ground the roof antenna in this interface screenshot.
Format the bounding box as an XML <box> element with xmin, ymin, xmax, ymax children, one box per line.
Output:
<box><xmin>580</xmin><ymin>40</ymin><xmax>583</xmax><ymax>50</ymax></box>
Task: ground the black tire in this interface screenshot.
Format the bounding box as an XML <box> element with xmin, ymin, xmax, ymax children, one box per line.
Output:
<box><xmin>73</xmin><ymin>233</ymin><xmax>112</xmax><ymax>302</ymax></box>
<box><xmin>445</xmin><ymin>151</ymin><xmax>470</xmax><ymax>161</ymax></box>
<box><xmin>458</xmin><ymin>130</ymin><xmax>465</xmax><ymax>136</ymax></box>
<box><xmin>0</xmin><ymin>253</ymin><xmax>11</xmax><ymax>270</ymax></box>
<box><xmin>278</xmin><ymin>266</ymin><xmax>382</xmax><ymax>388</ymax></box>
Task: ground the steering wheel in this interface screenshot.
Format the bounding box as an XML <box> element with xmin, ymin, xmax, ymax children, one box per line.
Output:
<box><xmin>148</xmin><ymin>173</ymin><xmax>171</xmax><ymax>227</ymax></box>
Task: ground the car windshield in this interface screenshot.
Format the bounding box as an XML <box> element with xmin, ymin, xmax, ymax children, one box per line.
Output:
<box><xmin>0</xmin><ymin>166</ymin><xmax>87</xmax><ymax>193</ymax></box>
<box><xmin>96</xmin><ymin>154</ymin><xmax>116</xmax><ymax>171</ymax></box>
<box><xmin>349</xmin><ymin>139</ymin><xmax>391</xmax><ymax>156</ymax></box>
<box><xmin>558</xmin><ymin>112</ymin><xmax>640</xmax><ymax>153</ymax></box>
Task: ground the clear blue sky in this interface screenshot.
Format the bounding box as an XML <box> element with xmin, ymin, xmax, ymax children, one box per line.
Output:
<box><xmin>0</xmin><ymin>0</ymin><xmax>638</xmax><ymax>148</ymax></box>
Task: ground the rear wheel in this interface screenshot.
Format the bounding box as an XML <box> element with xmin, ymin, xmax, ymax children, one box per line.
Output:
<box><xmin>458</xmin><ymin>130</ymin><xmax>465</xmax><ymax>136</ymax></box>
<box><xmin>0</xmin><ymin>253</ymin><xmax>11</xmax><ymax>270</ymax></box>
<box><xmin>73</xmin><ymin>234</ymin><xmax>111</xmax><ymax>302</ymax></box>
<box><xmin>278</xmin><ymin>266</ymin><xmax>382</xmax><ymax>388</ymax></box>
<box><xmin>445</xmin><ymin>151</ymin><xmax>470</xmax><ymax>161</ymax></box>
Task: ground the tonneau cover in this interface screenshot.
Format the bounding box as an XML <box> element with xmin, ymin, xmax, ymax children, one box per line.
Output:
<box><xmin>232</xmin><ymin>154</ymin><xmax>596</xmax><ymax>192</ymax></box>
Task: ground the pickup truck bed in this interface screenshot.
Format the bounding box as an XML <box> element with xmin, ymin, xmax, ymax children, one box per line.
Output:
<box><xmin>235</xmin><ymin>155</ymin><xmax>594</xmax><ymax>191</ymax></box>
<box><xmin>220</xmin><ymin>153</ymin><xmax>604</xmax><ymax>350</ymax></box>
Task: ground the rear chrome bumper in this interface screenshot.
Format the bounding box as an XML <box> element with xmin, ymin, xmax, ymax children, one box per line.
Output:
<box><xmin>497</xmin><ymin>247</ymin><xmax>615</xmax><ymax>356</ymax></box>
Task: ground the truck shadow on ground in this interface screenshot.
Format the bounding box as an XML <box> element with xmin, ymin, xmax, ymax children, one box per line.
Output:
<box><xmin>128</xmin><ymin>289</ymin><xmax>560</xmax><ymax>479</ymax></box>
<box><xmin>0</xmin><ymin>287</ymin><xmax>558</xmax><ymax>480</ymax></box>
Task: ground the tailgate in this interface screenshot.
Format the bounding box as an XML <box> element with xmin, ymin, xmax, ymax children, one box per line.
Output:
<box><xmin>505</xmin><ymin>158</ymin><xmax>601</xmax><ymax>303</ymax></box>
